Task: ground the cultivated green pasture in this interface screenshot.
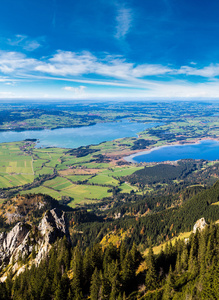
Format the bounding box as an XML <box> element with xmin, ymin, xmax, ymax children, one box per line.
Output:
<box><xmin>35</xmin><ymin>167</ymin><xmax>54</xmax><ymax>176</ymax></box>
<box><xmin>0</xmin><ymin>142</ymin><xmax>34</xmax><ymax>187</ymax></box>
<box><xmin>65</xmin><ymin>175</ymin><xmax>93</xmax><ymax>182</ymax></box>
<box><xmin>0</xmin><ymin>174</ymin><xmax>34</xmax><ymax>188</ymax></box>
<box><xmin>21</xmin><ymin>180</ymin><xmax>112</xmax><ymax>207</ymax></box>
<box><xmin>88</xmin><ymin>174</ymin><xmax>119</xmax><ymax>186</ymax></box>
<box><xmin>20</xmin><ymin>186</ymin><xmax>61</xmax><ymax>199</ymax></box>
<box><xmin>43</xmin><ymin>176</ymin><xmax>72</xmax><ymax>190</ymax></box>
<box><xmin>0</xmin><ymin>141</ymin><xmax>145</xmax><ymax>203</ymax></box>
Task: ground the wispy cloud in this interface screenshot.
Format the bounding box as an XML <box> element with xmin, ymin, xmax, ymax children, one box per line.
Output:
<box><xmin>7</xmin><ymin>35</ymin><xmax>42</xmax><ymax>51</ymax></box>
<box><xmin>25</xmin><ymin>74</ymin><xmax>137</xmax><ymax>87</ymax></box>
<box><xmin>115</xmin><ymin>7</ymin><xmax>132</xmax><ymax>39</ymax></box>
<box><xmin>23</xmin><ymin>40</ymin><xmax>41</xmax><ymax>51</ymax></box>
<box><xmin>7</xmin><ymin>34</ymin><xmax>27</xmax><ymax>46</ymax></box>
<box><xmin>176</xmin><ymin>64</ymin><xmax>219</xmax><ymax>78</ymax></box>
<box><xmin>132</xmin><ymin>64</ymin><xmax>172</xmax><ymax>77</ymax></box>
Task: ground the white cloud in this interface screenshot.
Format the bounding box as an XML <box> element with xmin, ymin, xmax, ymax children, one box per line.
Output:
<box><xmin>2</xmin><ymin>49</ymin><xmax>219</xmax><ymax>83</ymax></box>
<box><xmin>34</xmin><ymin>50</ymin><xmax>172</xmax><ymax>81</ymax></box>
<box><xmin>2</xmin><ymin>49</ymin><xmax>219</xmax><ymax>99</ymax></box>
<box><xmin>132</xmin><ymin>64</ymin><xmax>172</xmax><ymax>77</ymax></box>
<box><xmin>36</xmin><ymin>51</ymin><xmax>95</xmax><ymax>76</ymax></box>
<box><xmin>177</xmin><ymin>64</ymin><xmax>219</xmax><ymax>78</ymax></box>
<box><xmin>115</xmin><ymin>7</ymin><xmax>132</xmax><ymax>39</ymax></box>
<box><xmin>0</xmin><ymin>51</ymin><xmax>37</xmax><ymax>73</ymax></box>
<box><xmin>63</xmin><ymin>85</ymin><xmax>86</xmax><ymax>95</ymax></box>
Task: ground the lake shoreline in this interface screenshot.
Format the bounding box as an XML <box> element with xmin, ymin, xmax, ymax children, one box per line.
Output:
<box><xmin>0</xmin><ymin>120</ymin><xmax>160</xmax><ymax>149</ymax></box>
<box><xmin>123</xmin><ymin>138</ymin><xmax>219</xmax><ymax>163</ymax></box>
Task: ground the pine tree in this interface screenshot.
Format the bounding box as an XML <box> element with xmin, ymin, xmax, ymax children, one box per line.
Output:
<box><xmin>119</xmin><ymin>241</ymin><xmax>127</xmax><ymax>264</ymax></box>
<box><xmin>83</xmin><ymin>247</ymin><xmax>93</xmax><ymax>292</ymax></box>
<box><xmin>198</xmin><ymin>229</ymin><xmax>207</xmax><ymax>276</ymax></box>
<box><xmin>99</xmin><ymin>270</ymin><xmax>110</xmax><ymax>300</ymax></box>
<box><xmin>130</xmin><ymin>242</ymin><xmax>141</xmax><ymax>269</ymax></box>
<box><xmin>71</xmin><ymin>246</ymin><xmax>83</xmax><ymax>299</ymax></box>
<box><xmin>60</xmin><ymin>273</ymin><xmax>70</xmax><ymax>300</ymax></box>
<box><xmin>54</xmin><ymin>283</ymin><xmax>64</xmax><ymax>300</ymax></box>
<box><xmin>121</xmin><ymin>251</ymin><xmax>134</xmax><ymax>291</ymax></box>
<box><xmin>175</xmin><ymin>252</ymin><xmax>181</xmax><ymax>273</ymax></box>
<box><xmin>90</xmin><ymin>244</ymin><xmax>103</xmax><ymax>271</ymax></box>
<box><xmin>109</xmin><ymin>274</ymin><xmax>120</xmax><ymax>300</ymax></box>
<box><xmin>40</xmin><ymin>278</ymin><xmax>51</xmax><ymax>300</ymax></box>
<box><xmin>145</xmin><ymin>246</ymin><xmax>157</xmax><ymax>291</ymax></box>
<box><xmin>180</xmin><ymin>242</ymin><xmax>188</xmax><ymax>271</ymax></box>
<box><xmin>67</xmin><ymin>288</ymin><xmax>73</xmax><ymax>300</ymax></box>
<box><xmin>104</xmin><ymin>260</ymin><xmax>119</xmax><ymax>287</ymax></box>
<box><xmin>117</xmin><ymin>292</ymin><xmax>123</xmax><ymax>300</ymax></box>
<box><xmin>201</xmin><ymin>258</ymin><xmax>219</xmax><ymax>300</ymax></box>
<box><xmin>52</xmin><ymin>269</ymin><xmax>62</xmax><ymax>295</ymax></box>
<box><xmin>188</xmin><ymin>233</ymin><xmax>199</xmax><ymax>276</ymax></box>
<box><xmin>162</xmin><ymin>266</ymin><xmax>174</xmax><ymax>300</ymax></box>
<box><xmin>90</xmin><ymin>268</ymin><xmax>101</xmax><ymax>300</ymax></box>
<box><xmin>205</xmin><ymin>225</ymin><xmax>216</xmax><ymax>268</ymax></box>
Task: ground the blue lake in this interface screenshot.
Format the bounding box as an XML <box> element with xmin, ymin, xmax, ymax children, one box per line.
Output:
<box><xmin>125</xmin><ymin>140</ymin><xmax>219</xmax><ymax>163</ymax></box>
<box><xmin>0</xmin><ymin>120</ymin><xmax>159</xmax><ymax>149</ymax></box>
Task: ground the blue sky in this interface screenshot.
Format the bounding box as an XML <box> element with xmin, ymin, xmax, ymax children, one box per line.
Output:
<box><xmin>1</xmin><ymin>0</ymin><xmax>219</xmax><ymax>100</ymax></box>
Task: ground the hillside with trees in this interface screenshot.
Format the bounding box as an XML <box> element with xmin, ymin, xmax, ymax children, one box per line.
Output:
<box><xmin>0</xmin><ymin>217</ymin><xmax>218</xmax><ymax>299</ymax></box>
<box><xmin>0</xmin><ymin>179</ymin><xmax>218</xmax><ymax>299</ymax></box>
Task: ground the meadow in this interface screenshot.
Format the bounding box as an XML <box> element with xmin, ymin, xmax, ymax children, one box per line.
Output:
<box><xmin>0</xmin><ymin>140</ymin><xmax>142</xmax><ymax>206</ymax></box>
<box><xmin>0</xmin><ymin>143</ymin><xmax>34</xmax><ymax>188</ymax></box>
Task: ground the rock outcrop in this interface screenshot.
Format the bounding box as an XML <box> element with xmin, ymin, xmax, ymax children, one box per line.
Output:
<box><xmin>0</xmin><ymin>222</ymin><xmax>30</xmax><ymax>266</ymax></box>
<box><xmin>36</xmin><ymin>208</ymin><xmax>70</xmax><ymax>263</ymax></box>
<box><xmin>0</xmin><ymin>208</ymin><xmax>70</xmax><ymax>281</ymax></box>
<box><xmin>193</xmin><ymin>217</ymin><xmax>208</xmax><ymax>232</ymax></box>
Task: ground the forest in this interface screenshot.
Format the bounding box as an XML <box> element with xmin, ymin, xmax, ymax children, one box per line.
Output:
<box><xmin>0</xmin><ymin>177</ymin><xmax>218</xmax><ymax>299</ymax></box>
<box><xmin>0</xmin><ymin>210</ymin><xmax>218</xmax><ymax>299</ymax></box>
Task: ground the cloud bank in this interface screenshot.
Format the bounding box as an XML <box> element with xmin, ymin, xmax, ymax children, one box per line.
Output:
<box><xmin>1</xmin><ymin>49</ymin><xmax>219</xmax><ymax>99</ymax></box>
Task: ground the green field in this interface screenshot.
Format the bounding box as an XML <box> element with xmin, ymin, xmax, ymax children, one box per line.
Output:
<box><xmin>88</xmin><ymin>174</ymin><xmax>119</xmax><ymax>186</ymax></box>
<box><xmin>0</xmin><ymin>143</ymin><xmax>34</xmax><ymax>187</ymax></box>
<box><xmin>0</xmin><ymin>174</ymin><xmax>34</xmax><ymax>188</ymax></box>
<box><xmin>65</xmin><ymin>175</ymin><xmax>93</xmax><ymax>182</ymax></box>
<box><xmin>43</xmin><ymin>177</ymin><xmax>73</xmax><ymax>190</ymax></box>
<box><xmin>21</xmin><ymin>180</ymin><xmax>112</xmax><ymax>207</ymax></box>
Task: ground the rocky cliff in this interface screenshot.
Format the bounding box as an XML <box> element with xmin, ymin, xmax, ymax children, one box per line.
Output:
<box><xmin>0</xmin><ymin>208</ymin><xmax>70</xmax><ymax>281</ymax></box>
<box><xmin>193</xmin><ymin>217</ymin><xmax>208</xmax><ymax>232</ymax></box>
